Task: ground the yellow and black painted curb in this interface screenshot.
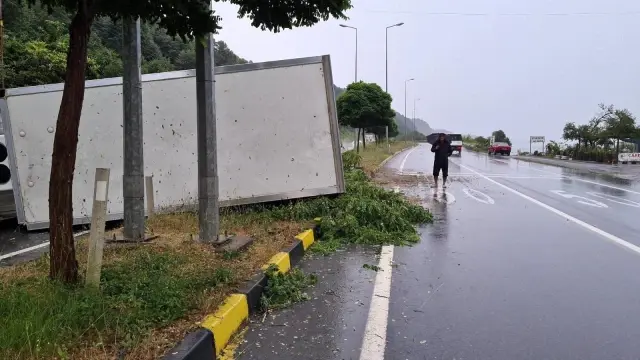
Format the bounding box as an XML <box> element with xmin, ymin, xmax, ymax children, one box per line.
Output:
<box><xmin>163</xmin><ymin>219</ymin><xmax>322</xmax><ymax>359</ymax></box>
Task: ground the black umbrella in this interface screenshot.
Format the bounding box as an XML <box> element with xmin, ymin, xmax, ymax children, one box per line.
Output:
<box><xmin>426</xmin><ymin>133</ymin><xmax>450</xmax><ymax>145</ymax></box>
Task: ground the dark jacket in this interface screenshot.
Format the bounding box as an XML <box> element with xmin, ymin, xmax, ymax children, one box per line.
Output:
<box><xmin>431</xmin><ymin>139</ymin><xmax>453</xmax><ymax>163</ymax></box>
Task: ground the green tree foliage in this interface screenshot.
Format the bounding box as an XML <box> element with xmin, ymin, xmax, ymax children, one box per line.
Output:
<box><xmin>603</xmin><ymin>108</ymin><xmax>637</xmax><ymax>156</ymax></box>
<box><xmin>561</xmin><ymin>104</ymin><xmax>640</xmax><ymax>162</ymax></box>
<box><xmin>336</xmin><ymin>81</ymin><xmax>395</xmax><ymax>151</ymax></box>
<box><xmin>9</xmin><ymin>0</ymin><xmax>351</xmax><ymax>284</ymax></box>
<box><xmin>2</xmin><ymin>0</ymin><xmax>252</xmax><ymax>88</ymax></box>
<box><xmin>546</xmin><ymin>140</ymin><xmax>561</xmax><ymax>156</ymax></box>
<box><xmin>491</xmin><ymin>129</ymin><xmax>512</xmax><ymax>145</ymax></box>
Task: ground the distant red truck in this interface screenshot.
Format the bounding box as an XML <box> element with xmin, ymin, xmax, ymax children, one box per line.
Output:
<box><xmin>488</xmin><ymin>142</ymin><xmax>511</xmax><ymax>156</ymax></box>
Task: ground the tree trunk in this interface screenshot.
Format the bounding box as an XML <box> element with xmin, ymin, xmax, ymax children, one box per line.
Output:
<box><xmin>356</xmin><ymin>128</ymin><xmax>360</xmax><ymax>153</ymax></box>
<box><xmin>49</xmin><ymin>8</ymin><xmax>93</xmax><ymax>283</ymax></box>
<box><xmin>361</xmin><ymin>128</ymin><xmax>366</xmax><ymax>149</ymax></box>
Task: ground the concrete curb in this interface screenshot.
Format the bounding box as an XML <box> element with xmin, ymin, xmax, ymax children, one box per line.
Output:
<box><xmin>163</xmin><ymin>221</ymin><xmax>321</xmax><ymax>359</ymax></box>
<box><xmin>372</xmin><ymin>143</ymin><xmax>419</xmax><ymax>174</ymax></box>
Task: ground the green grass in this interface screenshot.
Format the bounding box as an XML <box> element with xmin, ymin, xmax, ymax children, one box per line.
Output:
<box><xmin>232</xmin><ymin>166</ymin><xmax>433</xmax><ymax>253</ymax></box>
<box><xmin>260</xmin><ymin>265</ymin><xmax>318</xmax><ymax>311</ymax></box>
<box><xmin>0</xmin><ymin>151</ymin><xmax>433</xmax><ymax>359</ymax></box>
<box><xmin>0</xmin><ymin>251</ymin><xmax>233</xmax><ymax>358</ymax></box>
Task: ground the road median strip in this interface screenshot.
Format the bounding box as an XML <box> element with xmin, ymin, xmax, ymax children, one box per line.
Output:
<box><xmin>163</xmin><ymin>224</ymin><xmax>320</xmax><ymax>359</ymax></box>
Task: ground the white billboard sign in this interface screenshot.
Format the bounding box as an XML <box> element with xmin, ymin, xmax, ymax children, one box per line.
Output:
<box><xmin>530</xmin><ymin>136</ymin><xmax>545</xmax><ymax>143</ymax></box>
<box><xmin>1</xmin><ymin>56</ymin><xmax>345</xmax><ymax>230</ymax></box>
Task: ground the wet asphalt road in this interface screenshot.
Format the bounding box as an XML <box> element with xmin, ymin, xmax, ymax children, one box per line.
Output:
<box><xmin>386</xmin><ymin>145</ymin><xmax>640</xmax><ymax>359</ymax></box>
<box><xmin>238</xmin><ymin>143</ymin><xmax>640</xmax><ymax>360</ymax></box>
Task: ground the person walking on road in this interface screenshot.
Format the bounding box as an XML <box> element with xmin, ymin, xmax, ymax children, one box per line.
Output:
<box><xmin>431</xmin><ymin>133</ymin><xmax>453</xmax><ymax>188</ymax></box>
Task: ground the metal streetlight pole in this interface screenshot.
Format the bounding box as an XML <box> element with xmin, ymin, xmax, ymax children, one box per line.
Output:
<box><xmin>385</xmin><ymin>22</ymin><xmax>404</xmax><ymax>93</ymax></box>
<box><xmin>404</xmin><ymin>78</ymin><xmax>414</xmax><ymax>137</ymax></box>
<box><xmin>339</xmin><ymin>24</ymin><xmax>358</xmax><ymax>83</ymax></box>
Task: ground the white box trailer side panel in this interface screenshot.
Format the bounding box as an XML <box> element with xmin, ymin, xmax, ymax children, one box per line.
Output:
<box><xmin>1</xmin><ymin>55</ymin><xmax>344</xmax><ymax>230</ymax></box>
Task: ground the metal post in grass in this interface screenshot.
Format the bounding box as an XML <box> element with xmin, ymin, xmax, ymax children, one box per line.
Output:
<box><xmin>86</xmin><ymin>168</ymin><xmax>110</xmax><ymax>287</ymax></box>
<box><xmin>145</xmin><ymin>175</ymin><xmax>155</xmax><ymax>217</ymax></box>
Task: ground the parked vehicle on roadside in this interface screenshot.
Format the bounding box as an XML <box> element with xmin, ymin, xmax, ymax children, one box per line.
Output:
<box><xmin>488</xmin><ymin>142</ymin><xmax>511</xmax><ymax>156</ymax></box>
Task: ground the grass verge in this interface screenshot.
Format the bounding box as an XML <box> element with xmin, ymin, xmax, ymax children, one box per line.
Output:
<box><xmin>0</xmin><ymin>214</ymin><xmax>306</xmax><ymax>360</ymax></box>
<box><xmin>354</xmin><ymin>141</ymin><xmax>416</xmax><ymax>175</ymax></box>
<box><xmin>0</xmin><ymin>147</ymin><xmax>432</xmax><ymax>359</ymax></box>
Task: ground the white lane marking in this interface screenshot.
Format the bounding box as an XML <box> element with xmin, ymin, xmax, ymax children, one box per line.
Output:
<box><xmin>586</xmin><ymin>192</ymin><xmax>640</xmax><ymax>208</ymax></box>
<box><xmin>526</xmin><ymin>165</ymin><xmax>640</xmax><ymax>196</ymax></box>
<box><xmin>359</xmin><ymin>245</ymin><xmax>394</xmax><ymax>360</ymax></box>
<box><xmin>549</xmin><ymin>190</ymin><xmax>608</xmax><ymax>208</ymax></box>
<box><xmin>574</xmin><ymin>178</ymin><xmax>640</xmax><ymax>196</ymax></box>
<box><xmin>452</xmin><ymin>161</ymin><xmax>640</xmax><ymax>256</ymax></box>
<box><xmin>0</xmin><ymin>230</ymin><xmax>91</xmax><ymax>261</ymax></box>
<box><xmin>487</xmin><ymin>176</ymin><xmax>563</xmax><ymax>179</ymax></box>
<box><xmin>462</xmin><ymin>188</ymin><xmax>495</xmax><ymax>204</ymax></box>
<box><xmin>399</xmin><ymin>147</ymin><xmax>419</xmax><ymax>173</ymax></box>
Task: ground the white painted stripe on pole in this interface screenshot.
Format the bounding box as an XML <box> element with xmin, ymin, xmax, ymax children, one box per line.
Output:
<box><xmin>399</xmin><ymin>147</ymin><xmax>418</xmax><ymax>173</ymax></box>
<box><xmin>359</xmin><ymin>245</ymin><xmax>394</xmax><ymax>360</ymax></box>
<box><xmin>453</xmin><ymin>162</ymin><xmax>640</xmax><ymax>256</ymax></box>
<box><xmin>95</xmin><ymin>180</ymin><xmax>108</xmax><ymax>201</ymax></box>
<box><xmin>0</xmin><ymin>230</ymin><xmax>91</xmax><ymax>261</ymax></box>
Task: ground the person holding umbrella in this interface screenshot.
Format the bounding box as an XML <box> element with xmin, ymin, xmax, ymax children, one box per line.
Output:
<box><xmin>431</xmin><ymin>133</ymin><xmax>453</xmax><ymax>188</ymax></box>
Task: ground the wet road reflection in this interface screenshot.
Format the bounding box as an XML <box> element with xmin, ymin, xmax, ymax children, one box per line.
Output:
<box><xmin>386</xmin><ymin>145</ymin><xmax>640</xmax><ymax>360</ymax></box>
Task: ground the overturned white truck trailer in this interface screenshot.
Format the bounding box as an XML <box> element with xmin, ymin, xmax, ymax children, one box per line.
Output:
<box><xmin>0</xmin><ymin>55</ymin><xmax>345</xmax><ymax>230</ymax></box>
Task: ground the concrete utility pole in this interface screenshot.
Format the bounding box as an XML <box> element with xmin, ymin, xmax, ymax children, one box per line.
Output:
<box><xmin>385</xmin><ymin>22</ymin><xmax>404</xmax><ymax>93</ymax></box>
<box><xmin>122</xmin><ymin>16</ymin><xmax>145</xmax><ymax>241</ymax></box>
<box><xmin>195</xmin><ymin>4</ymin><xmax>220</xmax><ymax>243</ymax></box>
<box><xmin>339</xmin><ymin>24</ymin><xmax>358</xmax><ymax>82</ymax></box>
<box><xmin>404</xmin><ymin>78</ymin><xmax>414</xmax><ymax>136</ymax></box>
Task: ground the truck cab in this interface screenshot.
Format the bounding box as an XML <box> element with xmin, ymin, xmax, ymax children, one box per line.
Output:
<box><xmin>449</xmin><ymin>133</ymin><xmax>463</xmax><ymax>156</ymax></box>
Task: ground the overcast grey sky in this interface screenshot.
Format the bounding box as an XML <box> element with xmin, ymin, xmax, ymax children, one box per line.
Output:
<box><xmin>214</xmin><ymin>0</ymin><xmax>640</xmax><ymax>151</ymax></box>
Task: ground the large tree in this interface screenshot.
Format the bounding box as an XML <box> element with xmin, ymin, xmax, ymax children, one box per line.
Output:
<box><xmin>19</xmin><ymin>0</ymin><xmax>351</xmax><ymax>283</ymax></box>
<box><xmin>603</xmin><ymin>108</ymin><xmax>637</xmax><ymax>158</ymax></box>
<box><xmin>336</xmin><ymin>81</ymin><xmax>395</xmax><ymax>151</ymax></box>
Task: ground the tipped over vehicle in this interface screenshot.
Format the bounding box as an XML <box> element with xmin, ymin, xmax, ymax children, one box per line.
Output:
<box><xmin>488</xmin><ymin>142</ymin><xmax>511</xmax><ymax>156</ymax></box>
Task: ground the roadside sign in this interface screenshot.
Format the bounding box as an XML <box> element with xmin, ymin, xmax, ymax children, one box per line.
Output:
<box><xmin>618</xmin><ymin>153</ymin><xmax>640</xmax><ymax>163</ymax></box>
<box><xmin>490</xmin><ymin>135</ymin><xmax>495</xmax><ymax>145</ymax></box>
<box><xmin>530</xmin><ymin>136</ymin><xmax>545</xmax><ymax>143</ymax></box>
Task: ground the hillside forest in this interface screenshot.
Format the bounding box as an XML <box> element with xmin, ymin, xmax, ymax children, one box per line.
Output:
<box><xmin>1</xmin><ymin>0</ymin><xmax>432</xmax><ymax>140</ymax></box>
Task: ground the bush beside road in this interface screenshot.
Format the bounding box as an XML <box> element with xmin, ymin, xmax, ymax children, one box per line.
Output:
<box><xmin>0</xmin><ymin>148</ymin><xmax>431</xmax><ymax>360</ymax></box>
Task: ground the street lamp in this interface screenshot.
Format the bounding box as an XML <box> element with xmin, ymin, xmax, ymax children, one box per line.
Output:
<box><xmin>404</xmin><ymin>78</ymin><xmax>414</xmax><ymax>136</ymax></box>
<box><xmin>339</xmin><ymin>24</ymin><xmax>358</xmax><ymax>83</ymax></box>
<box><xmin>385</xmin><ymin>22</ymin><xmax>404</xmax><ymax>92</ymax></box>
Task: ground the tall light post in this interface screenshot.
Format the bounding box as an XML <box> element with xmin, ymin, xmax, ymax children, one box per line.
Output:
<box><xmin>404</xmin><ymin>78</ymin><xmax>414</xmax><ymax>137</ymax></box>
<box><xmin>339</xmin><ymin>24</ymin><xmax>358</xmax><ymax>83</ymax></box>
<box><xmin>385</xmin><ymin>22</ymin><xmax>404</xmax><ymax>92</ymax></box>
